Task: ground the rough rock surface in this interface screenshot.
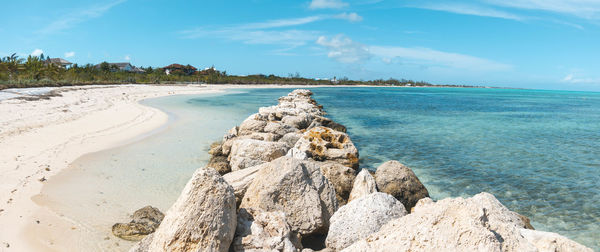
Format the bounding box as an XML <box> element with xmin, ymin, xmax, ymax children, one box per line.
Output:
<box><xmin>232</xmin><ymin>208</ymin><xmax>301</xmax><ymax>252</ymax></box>
<box><xmin>342</xmin><ymin>192</ymin><xmax>592</xmax><ymax>252</ymax></box>
<box><xmin>206</xmin><ymin>155</ymin><xmax>231</xmax><ymax>175</ymax></box>
<box><xmin>374</xmin><ymin>160</ymin><xmax>429</xmax><ymax>210</ymax></box>
<box><xmin>144</xmin><ymin>167</ymin><xmax>237</xmax><ymax>252</ymax></box>
<box><xmin>308</xmin><ymin>116</ymin><xmax>347</xmax><ymax>133</ymax></box>
<box><xmin>520</xmin><ymin>229</ymin><xmax>593</xmax><ymax>252</ymax></box>
<box><xmin>326</xmin><ymin>192</ymin><xmax>407</xmax><ymax>251</ymax></box>
<box><xmin>240</xmin><ymin>156</ymin><xmax>338</xmax><ymax>236</ymax></box>
<box><xmin>348</xmin><ymin>169</ymin><xmax>377</xmax><ymax>202</ymax></box>
<box><xmin>288</xmin><ymin>127</ymin><xmax>359</xmax><ymax>169</ymax></box>
<box><xmin>223</xmin><ymin>164</ymin><xmax>263</xmax><ymax>206</ymax></box>
<box><xmin>112</xmin><ymin>206</ymin><xmax>164</xmax><ymax>241</ymax></box>
<box><xmin>229</xmin><ymin>139</ymin><xmax>289</xmax><ymax>171</ymax></box>
<box><xmin>318</xmin><ymin>161</ymin><xmax>356</xmax><ymax>205</ymax></box>
<box><xmin>238</xmin><ymin>114</ymin><xmax>267</xmax><ymax>135</ymax></box>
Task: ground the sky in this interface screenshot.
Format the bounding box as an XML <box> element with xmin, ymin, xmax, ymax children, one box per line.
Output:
<box><xmin>2</xmin><ymin>0</ymin><xmax>600</xmax><ymax>91</ymax></box>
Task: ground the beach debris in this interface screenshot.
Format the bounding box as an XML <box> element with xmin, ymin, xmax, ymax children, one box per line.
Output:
<box><xmin>112</xmin><ymin>206</ymin><xmax>164</xmax><ymax>241</ymax></box>
<box><xmin>348</xmin><ymin>169</ymin><xmax>378</xmax><ymax>203</ymax></box>
<box><xmin>374</xmin><ymin>160</ymin><xmax>429</xmax><ymax>211</ymax></box>
<box><xmin>38</xmin><ymin>176</ymin><xmax>46</xmax><ymax>182</ymax></box>
<box><xmin>142</xmin><ymin>167</ymin><xmax>236</xmax><ymax>251</ymax></box>
<box><xmin>326</xmin><ymin>192</ymin><xmax>407</xmax><ymax>251</ymax></box>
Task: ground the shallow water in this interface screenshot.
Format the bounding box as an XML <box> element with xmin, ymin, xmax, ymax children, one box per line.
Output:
<box><xmin>42</xmin><ymin>87</ymin><xmax>599</xmax><ymax>250</ymax></box>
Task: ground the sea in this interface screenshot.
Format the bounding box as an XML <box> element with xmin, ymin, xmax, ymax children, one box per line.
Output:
<box><xmin>39</xmin><ymin>87</ymin><xmax>600</xmax><ymax>250</ymax></box>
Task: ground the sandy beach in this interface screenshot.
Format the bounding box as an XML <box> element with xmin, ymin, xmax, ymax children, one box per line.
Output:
<box><xmin>0</xmin><ymin>84</ymin><xmax>235</xmax><ymax>251</ymax></box>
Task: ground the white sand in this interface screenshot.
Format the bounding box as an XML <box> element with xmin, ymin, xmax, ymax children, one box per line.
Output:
<box><xmin>0</xmin><ymin>84</ymin><xmax>234</xmax><ymax>251</ymax></box>
<box><xmin>0</xmin><ymin>83</ymin><xmax>374</xmax><ymax>251</ymax></box>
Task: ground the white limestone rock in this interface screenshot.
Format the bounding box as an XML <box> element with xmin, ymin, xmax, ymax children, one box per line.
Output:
<box><xmin>229</xmin><ymin>139</ymin><xmax>289</xmax><ymax>171</ymax></box>
<box><xmin>348</xmin><ymin>169</ymin><xmax>377</xmax><ymax>202</ymax></box>
<box><xmin>144</xmin><ymin>167</ymin><xmax>236</xmax><ymax>252</ymax></box>
<box><xmin>232</xmin><ymin>208</ymin><xmax>301</xmax><ymax>252</ymax></box>
<box><xmin>326</xmin><ymin>192</ymin><xmax>407</xmax><ymax>251</ymax></box>
<box><xmin>240</xmin><ymin>156</ymin><xmax>338</xmax><ymax>236</ymax></box>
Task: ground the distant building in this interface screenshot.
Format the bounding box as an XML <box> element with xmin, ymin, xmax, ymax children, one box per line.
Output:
<box><xmin>45</xmin><ymin>58</ymin><xmax>72</xmax><ymax>69</ymax></box>
<box><xmin>94</xmin><ymin>62</ymin><xmax>144</xmax><ymax>73</ymax></box>
<box><xmin>163</xmin><ymin>64</ymin><xmax>197</xmax><ymax>75</ymax></box>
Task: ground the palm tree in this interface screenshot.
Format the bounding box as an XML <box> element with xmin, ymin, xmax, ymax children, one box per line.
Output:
<box><xmin>2</xmin><ymin>53</ymin><xmax>25</xmax><ymax>80</ymax></box>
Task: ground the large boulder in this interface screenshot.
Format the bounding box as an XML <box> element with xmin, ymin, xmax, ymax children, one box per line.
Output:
<box><xmin>342</xmin><ymin>192</ymin><xmax>592</xmax><ymax>252</ymax></box>
<box><xmin>232</xmin><ymin>208</ymin><xmax>301</xmax><ymax>252</ymax></box>
<box><xmin>308</xmin><ymin>116</ymin><xmax>347</xmax><ymax>133</ymax></box>
<box><xmin>374</xmin><ymin>160</ymin><xmax>428</xmax><ymax>210</ymax></box>
<box><xmin>288</xmin><ymin>127</ymin><xmax>359</xmax><ymax>169</ymax></box>
<box><xmin>281</xmin><ymin>113</ymin><xmax>314</xmax><ymax>130</ymax></box>
<box><xmin>326</xmin><ymin>192</ymin><xmax>407</xmax><ymax>251</ymax></box>
<box><xmin>520</xmin><ymin>229</ymin><xmax>593</xmax><ymax>252</ymax></box>
<box><xmin>318</xmin><ymin>161</ymin><xmax>356</xmax><ymax>205</ymax></box>
<box><xmin>238</xmin><ymin>114</ymin><xmax>267</xmax><ymax>135</ymax></box>
<box><xmin>144</xmin><ymin>167</ymin><xmax>237</xmax><ymax>252</ymax></box>
<box><xmin>112</xmin><ymin>206</ymin><xmax>164</xmax><ymax>241</ymax></box>
<box><xmin>240</xmin><ymin>156</ymin><xmax>338</xmax><ymax>236</ymax></box>
<box><xmin>279</xmin><ymin>132</ymin><xmax>304</xmax><ymax>148</ymax></box>
<box><xmin>264</xmin><ymin>121</ymin><xmax>298</xmax><ymax>137</ymax></box>
<box><xmin>348</xmin><ymin>169</ymin><xmax>377</xmax><ymax>202</ymax></box>
<box><xmin>223</xmin><ymin>164</ymin><xmax>263</xmax><ymax>206</ymax></box>
<box><xmin>229</xmin><ymin>139</ymin><xmax>289</xmax><ymax>171</ymax></box>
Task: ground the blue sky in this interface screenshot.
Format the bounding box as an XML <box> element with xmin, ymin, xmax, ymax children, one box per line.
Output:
<box><xmin>2</xmin><ymin>0</ymin><xmax>600</xmax><ymax>91</ymax></box>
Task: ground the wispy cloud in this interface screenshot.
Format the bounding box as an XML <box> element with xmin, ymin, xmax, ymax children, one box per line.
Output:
<box><xmin>315</xmin><ymin>34</ymin><xmax>511</xmax><ymax>71</ymax></box>
<box><xmin>180</xmin><ymin>13</ymin><xmax>362</xmax><ymax>48</ymax></box>
<box><xmin>316</xmin><ymin>35</ymin><xmax>371</xmax><ymax>63</ymax></box>
<box><xmin>485</xmin><ymin>0</ymin><xmax>600</xmax><ymax>20</ymax></box>
<box><xmin>417</xmin><ymin>3</ymin><xmax>524</xmax><ymax>21</ymax></box>
<box><xmin>124</xmin><ymin>55</ymin><xmax>131</xmax><ymax>61</ymax></box>
<box><xmin>64</xmin><ymin>51</ymin><xmax>75</xmax><ymax>58</ymax></box>
<box><xmin>30</xmin><ymin>49</ymin><xmax>44</xmax><ymax>57</ymax></box>
<box><xmin>562</xmin><ymin>73</ymin><xmax>600</xmax><ymax>84</ymax></box>
<box><xmin>309</xmin><ymin>0</ymin><xmax>349</xmax><ymax>9</ymax></box>
<box><xmin>369</xmin><ymin>46</ymin><xmax>512</xmax><ymax>71</ymax></box>
<box><xmin>37</xmin><ymin>0</ymin><xmax>126</xmax><ymax>35</ymax></box>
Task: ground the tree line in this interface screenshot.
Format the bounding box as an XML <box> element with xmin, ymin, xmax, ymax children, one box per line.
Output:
<box><xmin>0</xmin><ymin>53</ymin><xmax>449</xmax><ymax>90</ymax></box>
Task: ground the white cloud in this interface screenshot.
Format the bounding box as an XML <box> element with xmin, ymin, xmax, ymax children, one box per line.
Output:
<box><xmin>180</xmin><ymin>13</ymin><xmax>362</xmax><ymax>47</ymax></box>
<box><xmin>334</xmin><ymin>12</ymin><xmax>363</xmax><ymax>22</ymax></box>
<box><xmin>417</xmin><ymin>3</ymin><xmax>523</xmax><ymax>21</ymax></box>
<box><xmin>562</xmin><ymin>73</ymin><xmax>600</xmax><ymax>84</ymax></box>
<box><xmin>369</xmin><ymin>46</ymin><xmax>512</xmax><ymax>71</ymax></box>
<box><xmin>30</xmin><ymin>49</ymin><xmax>44</xmax><ymax>57</ymax></box>
<box><xmin>315</xmin><ymin>34</ymin><xmax>511</xmax><ymax>71</ymax></box>
<box><xmin>124</xmin><ymin>55</ymin><xmax>131</xmax><ymax>61</ymax></box>
<box><xmin>38</xmin><ymin>0</ymin><xmax>126</xmax><ymax>35</ymax></box>
<box><xmin>316</xmin><ymin>35</ymin><xmax>371</xmax><ymax>63</ymax></box>
<box><xmin>309</xmin><ymin>0</ymin><xmax>349</xmax><ymax>9</ymax></box>
<box><xmin>485</xmin><ymin>0</ymin><xmax>600</xmax><ymax>20</ymax></box>
<box><xmin>64</xmin><ymin>51</ymin><xmax>75</xmax><ymax>58</ymax></box>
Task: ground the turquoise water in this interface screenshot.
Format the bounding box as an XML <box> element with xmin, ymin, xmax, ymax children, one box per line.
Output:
<box><xmin>200</xmin><ymin>87</ymin><xmax>600</xmax><ymax>249</ymax></box>
<box><xmin>44</xmin><ymin>87</ymin><xmax>599</xmax><ymax>250</ymax></box>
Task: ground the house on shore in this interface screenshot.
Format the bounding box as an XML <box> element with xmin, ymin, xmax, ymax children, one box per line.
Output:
<box><xmin>94</xmin><ymin>62</ymin><xmax>145</xmax><ymax>73</ymax></box>
<box><xmin>45</xmin><ymin>58</ymin><xmax>72</xmax><ymax>69</ymax></box>
<box><xmin>163</xmin><ymin>64</ymin><xmax>197</xmax><ymax>75</ymax></box>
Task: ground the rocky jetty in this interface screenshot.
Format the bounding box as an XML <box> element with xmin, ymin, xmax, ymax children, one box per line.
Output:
<box><xmin>128</xmin><ymin>89</ymin><xmax>591</xmax><ymax>252</ymax></box>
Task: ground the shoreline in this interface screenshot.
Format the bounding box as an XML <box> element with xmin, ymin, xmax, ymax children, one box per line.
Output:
<box><xmin>0</xmin><ymin>84</ymin><xmax>232</xmax><ymax>251</ymax></box>
<box><xmin>0</xmin><ymin>83</ymin><xmax>371</xmax><ymax>251</ymax></box>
